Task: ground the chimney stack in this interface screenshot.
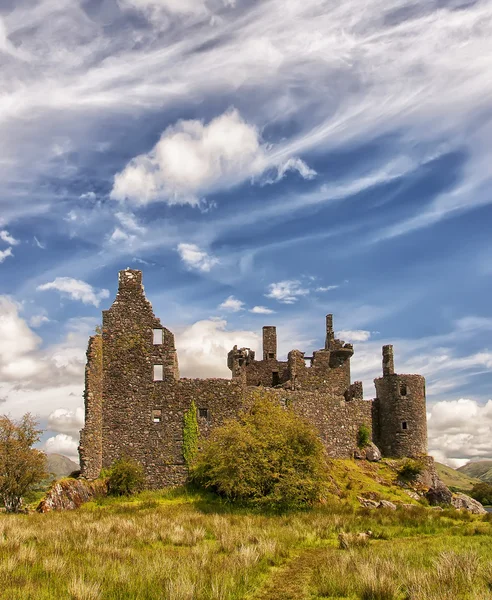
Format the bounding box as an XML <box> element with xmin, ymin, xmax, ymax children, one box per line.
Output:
<box><xmin>325</xmin><ymin>314</ymin><xmax>335</xmax><ymax>349</ymax></box>
<box><xmin>262</xmin><ymin>326</ymin><xmax>277</xmax><ymax>361</ymax></box>
<box><xmin>382</xmin><ymin>345</ymin><xmax>395</xmax><ymax>376</ymax></box>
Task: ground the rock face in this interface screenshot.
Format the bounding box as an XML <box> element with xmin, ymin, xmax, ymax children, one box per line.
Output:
<box><xmin>451</xmin><ymin>493</ymin><xmax>487</xmax><ymax>515</ymax></box>
<box><xmin>425</xmin><ymin>482</ymin><xmax>453</xmax><ymax>506</ymax></box>
<box><xmin>37</xmin><ymin>478</ymin><xmax>107</xmax><ymax>513</ymax></box>
<box><xmin>365</xmin><ymin>443</ymin><xmax>382</xmax><ymax>462</ymax></box>
<box><xmin>357</xmin><ymin>496</ymin><xmax>397</xmax><ymax>510</ymax></box>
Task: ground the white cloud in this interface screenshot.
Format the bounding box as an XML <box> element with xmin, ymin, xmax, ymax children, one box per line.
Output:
<box><xmin>316</xmin><ymin>285</ymin><xmax>339</xmax><ymax>292</ymax></box>
<box><xmin>37</xmin><ymin>277</ymin><xmax>110</xmax><ymax>307</ymax></box>
<box><xmin>0</xmin><ymin>230</ymin><xmax>19</xmax><ymax>245</ymax></box>
<box><xmin>118</xmin><ymin>0</ymin><xmax>233</xmax><ymax>21</ymax></box>
<box><xmin>266</xmin><ymin>280</ymin><xmax>309</xmax><ymax>304</ymax></box>
<box><xmin>115</xmin><ymin>211</ymin><xmax>146</xmax><ymax>234</ymax></box>
<box><xmin>177</xmin><ymin>243</ymin><xmax>219</xmax><ymax>272</ymax></box>
<box><xmin>337</xmin><ymin>330</ymin><xmax>371</xmax><ymax>343</ymax></box>
<box><xmin>428</xmin><ymin>399</ymin><xmax>492</xmax><ymax>466</ymax></box>
<box><xmin>44</xmin><ymin>434</ymin><xmax>79</xmax><ymax>463</ymax></box>
<box><xmin>0</xmin><ymin>247</ymin><xmax>13</xmax><ymax>263</ymax></box>
<box><xmin>250</xmin><ymin>306</ymin><xmax>275</xmax><ymax>315</ymax></box>
<box><xmin>176</xmin><ymin>318</ymin><xmax>259</xmax><ymax>378</ymax></box>
<box><xmin>47</xmin><ymin>407</ymin><xmax>85</xmax><ymax>436</ymax></box>
<box><xmin>110</xmin><ymin>109</ymin><xmax>314</xmax><ymax>205</ymax></box>
<box><xmin>218</xmin><ymin>295</ymin><xmax>244</xmax><ymax>312</ymax></box>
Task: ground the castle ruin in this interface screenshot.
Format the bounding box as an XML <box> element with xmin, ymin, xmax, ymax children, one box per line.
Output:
<box><xmin>79</xmin><ymin>269</ymin><xmax>428</xmax><ymax>487</ymax></box>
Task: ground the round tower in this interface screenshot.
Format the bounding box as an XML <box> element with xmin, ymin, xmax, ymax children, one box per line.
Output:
<box><xmin>374</xmin><ymin>345</ymin><xmax>427</xmax><ymax>458</ymax></box>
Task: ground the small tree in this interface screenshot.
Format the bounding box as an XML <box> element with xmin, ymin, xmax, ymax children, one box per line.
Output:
<box><xmin>191</xmin><ymin>393</ymin><xmax>329</xmax><ymax>509</ymax></box>
<box><xmin>107</xmin><ymin>457</ymin><xmax>146</xmax><ymax>496</ymax></box>
<box><xmin>470</xmin><ymin>482</ymin><xmax>492</xmax><ymax>506</ymax></box>
<box><xmin>0</xmin><ymin>414</ymin><xmax>47</xmax><ymax>513</ymax></box>
<box><xmin>357</xmin><ymin>425</ymin><xmax>371</xmax><ymax>449</ymax></box>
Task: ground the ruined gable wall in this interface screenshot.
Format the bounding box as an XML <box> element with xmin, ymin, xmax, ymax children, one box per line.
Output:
<box><xmin>79</xmin><ymin>335</ymin><xmax>103</xmax><ymax>479</ymax></box>
<box><xmin>101</xmin><ymin>270</ymin><xmax>182</xmax><ymax>487</ymax></box>
<box><xmin>245</xmin><ymin>360</ymin><xmax>290</xmax><ymax>387</ymax></box>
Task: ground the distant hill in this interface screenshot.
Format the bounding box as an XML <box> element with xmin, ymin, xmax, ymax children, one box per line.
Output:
<box><xmin>46</xmin><ymin>453</ymin><xmax>80</xmax><ymax>478</ymax></box>
<box><xmin>457</xmin><ymin>460</ymin><xmax>492</xmax><ymax>483</ymax></box>
<box><xmin>435</xmin><ymin>462</ymin><xmax>480</xmax><ymax>491</ymax></box>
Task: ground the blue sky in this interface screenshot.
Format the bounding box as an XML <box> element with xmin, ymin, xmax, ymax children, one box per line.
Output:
<box><xmin>1</xmin><ymin>0</ymin><xmax>492</xmax><ymax>466</ymax></box>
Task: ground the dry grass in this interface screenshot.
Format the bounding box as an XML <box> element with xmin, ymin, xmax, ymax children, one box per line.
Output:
<box><xmin>0</xmin><ymin>479</ymin><xmax>491</xmax><ymax>599</ymax></box>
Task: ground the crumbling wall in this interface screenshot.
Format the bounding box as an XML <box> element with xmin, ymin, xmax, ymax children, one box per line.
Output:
<box><xmin>79</xmin><ymin>335</ymin><xmax>103</xmax><ymax>479</ymax></box>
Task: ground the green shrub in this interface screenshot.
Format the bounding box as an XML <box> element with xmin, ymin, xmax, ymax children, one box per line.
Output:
<box><xmin>191</xmin><ymin>392</ymin><xmax>329</xmax><ymax>509</ymax></box>
<box><xmin>470</xmin><ymin>482</ymin><xmax>492</xmax><ymax>505</ymax></box>
<box><xmin>398</xmin><ymin>459</ymin><xmax>424</xmax><ymax>482</ymax></box>
<box><xmin>108</xmin><ymin>457</ymin><xmax>146</xmax><ymax>496</ymax></box>
<box><xmin>357</xmin><ymin>425</ymin><xmax>371</xmax><ymax>449</ymax></box>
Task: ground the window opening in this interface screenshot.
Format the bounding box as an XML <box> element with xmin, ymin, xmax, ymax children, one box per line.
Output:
<box><xmin>272</xmin><ymin>371</ymin><xmax>280</xmax><ymax>387</ymax></box>
<box><xmin>401</xmin><ymin>421</ymin><xmax>408</xmax><ymax>430</ymax></box>
<box><xmin>268</xmin><ymin>353</ymin><xmax>275</xmax><ymax>359</ymax></box>
<box><xmin>153</xmin><ymin>365</ymin><xmax>163</xmax><ymax>381</ymax></box>
<box><xmin>400</xmin><ymin>384</ymin><xmax>407</xmax><ymax>396</ymax></box>
<box><xmin>198</xmin><ymin>408</ymin><xmax>209</xmax><ymax>419</ymax></box>
<box><xmin>153</xmin><ymin>410</ymin><xmax>162</xmax><ymax>423</ymax></box>
<box><xmin>153</xmin><ymin>329</ymin><xmax>163</xmax><ymax>344</ymax></box>
<box><xmin>304</xmin><ymin>358</ymin><xmax>312</xmax><ymax>368</ymax></box>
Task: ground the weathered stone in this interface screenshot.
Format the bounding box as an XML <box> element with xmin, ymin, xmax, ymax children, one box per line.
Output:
<box><xmin>37</xmin><ymin>478</ymin><xmax>107</xmax><ymax>512</ymax></box>
<box><xmin>451</xmin><ymin>493</ymin><xmax>487</xmax><ymax>514</ymax></box>
<box><xmin>79</xmin><ymin>269</ymin><xmax>429</xmax><ymax>489</ymax></box>
<box><xmin>426</xmin><ymin>482</ymin><xmax>453</xmax><ymax>506</ymax></box>
<box><xmin>354</xmin><ymin>448</ymin><xmax>366</xmax><ymax>460</ymax></box>
<box><xmin>365</xmin><ymin>442</ymin><xmax>382</xmax><ymax>462</ymax></box>
<box><xmin>378</xmin><ymin>500</ymin><xmax>397</xmax><ymax>510</ymax></box>
<box><xmin>357</xmin><ymin>496</ymin><xmax>379</xmax><ymax>508</ymax></box>
<box><xmin>403</xmin><ymin>489</ymin><xmax>421</xmax><ymax>501</ymax></box>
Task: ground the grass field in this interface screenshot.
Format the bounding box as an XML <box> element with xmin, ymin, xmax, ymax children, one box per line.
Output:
<box><xmin>2</xmin><ymin>460</ymin><xmax>492</xmax><ymax>600</ymax></box>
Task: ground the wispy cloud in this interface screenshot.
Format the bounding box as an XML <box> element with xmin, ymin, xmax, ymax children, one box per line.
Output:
<box><xmin>266</xmin><ymin>280</ymin><xmax>310</xmax><ymax>304</ymax></box>
<box><xmin>250</xmin><ymin>306</ymin><xmax>275</xmax><ymax>315</ymax></box>
<box><xmin>0</xmin><ymin>230</ymin><xmax>19</xmax><ymax>245</ymax></box>
<box><xmin>37</xmin><ymin>277</ymin><xmax>109</xmax><ymax>307</ymax></box>
<box><xmin>0</xmin><ymin>247</ymin><xmax>13</xmax><ymax>263</ymax></box>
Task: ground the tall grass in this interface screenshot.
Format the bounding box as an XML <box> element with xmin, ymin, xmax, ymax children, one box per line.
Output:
<box><xmin>0</xmin><ymin>487</ymin><xmax>491</xmax><ymax>599</ymax></box>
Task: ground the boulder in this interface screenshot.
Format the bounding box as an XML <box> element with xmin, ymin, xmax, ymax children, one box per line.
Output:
<box><xmin>451</xmin><ymin>493</ymin><xmax>487</xmax><ymax>515</ymax></box>
<box><xmin>365</xmin><ymin>443</ymin><xmax>382</xmax><ymax>462</ymax></box>
<box><xmin>378</xmin><ymin>500</ymin><xmax>397</xmax><ymax>510</ymax></box>
<box><xmin>425</xmin><ymin>482</ymin><xmax>452</xmax><ymax>506</ymax></box>
<box><xmin>37</xmin><ymin>478</ymin><xmax>108</xmax><ymax>512</ymax></box>
<box><xmin>403</xmin><ymin>489</ymin><xmax>421</xmax><ymax>501</ymax></box>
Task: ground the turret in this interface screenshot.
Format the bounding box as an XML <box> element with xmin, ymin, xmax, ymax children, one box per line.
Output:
<box><xmin>374</xmin><ymin>345</ymin><xmax>427</xmax><ymax>458</ymax></box>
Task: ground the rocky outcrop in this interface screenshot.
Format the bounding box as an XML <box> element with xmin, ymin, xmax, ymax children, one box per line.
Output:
<box><xmin>37</xmin><ymin>478</ymin><xmax>108</xmax><ymax>513</ymax></box>
<box><xmin>451</xmin><ymin>493</ymin><xmax>487</xmax><ymax>515</ymax></box>
<box><xmin>425</xmin><ymin>481</ymin><xmax>453</xmax><ymax>506</ymax></box>
<box><xmin>357</xmin><ymin>496</ymin><xmax>397</xmax><ymax>510</ymax></box>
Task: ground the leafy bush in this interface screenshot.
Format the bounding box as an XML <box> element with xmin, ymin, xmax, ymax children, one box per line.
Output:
<box><xmin>0</xmin><ymin>413</ymin><xmax>47</xmax><ymax>512</ymax></box>
<box><xmin>470</xmin><ymin>482</ymin><xmax>492</xmax><ymax>506</ymax></box>
<box><xmin>357</xmin><ymin>425</ymin><xmax>371</xmax><ymax>449</ymax></box>
<box><xmin>398</xmin><ymin>459</ymin><xmax>424</xmax><ymax>482</ymax></box>
<box><xmin>191</xmin><ymin>393</ymin><xmax>329</xmax><ymax>509</ymax></box>
<box><xmin>108</xmin><ymin>457</ymin><xmax>146</xmax><ymax>496</ymax></box>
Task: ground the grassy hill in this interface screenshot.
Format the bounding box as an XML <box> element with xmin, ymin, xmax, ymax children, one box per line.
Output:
<box><xmin>434</xmin><ymin>461</ymin><xmax>480</xmax><ymax>491</ymax></box>
<box><xmin>46</xmin><ymin>454</ymin><xmax>79</xmax><ymax>479</ymax></box>
<box><xmin>457</xmin><ymin>460</ymin><xmax>492</xmax><ymax>483</ymax></box>
<box><xmin>4</xmin><ymin>459</ymin><xmax>492</xmax><ymax>600</ymax></box>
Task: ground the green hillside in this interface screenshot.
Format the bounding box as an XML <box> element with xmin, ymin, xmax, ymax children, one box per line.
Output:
<box><xmin>434</xmin><ymin>462</ymin><xmax>480</xmax><ymax>491</ymax></box>
<box><xmin>457</xmin><ymin>460</ymin><xmax>492</xmax><ymax>483</ymax></box>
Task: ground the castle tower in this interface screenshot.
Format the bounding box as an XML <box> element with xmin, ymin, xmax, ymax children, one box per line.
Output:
<box><xmin>374</xmin><ymin>345</ymin><xmax>427</xmax><ymax>458</ymax></box>
<box><xmin>263</xmin><ymin>326</ymin><xmax>277</xmax><ymax>360</ymax></box>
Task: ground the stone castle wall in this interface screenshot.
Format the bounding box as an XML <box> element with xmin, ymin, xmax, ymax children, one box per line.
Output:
<box><xmin>79</xmin><ymin>269</ymin><xmax>428</xmax><ymax>487</ymax></box>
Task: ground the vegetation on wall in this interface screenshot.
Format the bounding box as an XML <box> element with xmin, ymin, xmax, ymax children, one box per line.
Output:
<box><xmin>191</xmin><ymin>393</ymin><xmax>329</xmax><ymax>509</ymax></box>
<box><xmin>0</xmin><ymin>413</ymin><xmax>47</xmax><ymax>513</ymax></box>
<box><xmin>357</xmin><ymin>424</ymin><xmax>371</xmax><ymax>448</ymax></box>
<box><xmin>183</xmin><ymin>400</ymin><xmax>199</xmax><ymax>470</ymax></box>
<box><xmin>398</xmin><ymin>458</ymin><xmax>424</xmax><ymax>482</ymax></box>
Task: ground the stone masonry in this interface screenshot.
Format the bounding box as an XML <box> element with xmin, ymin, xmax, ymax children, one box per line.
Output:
<box><xmin>79</xmin><ymin>269</ymin><xmax>429</xmax><ymax>488</ymax></box>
